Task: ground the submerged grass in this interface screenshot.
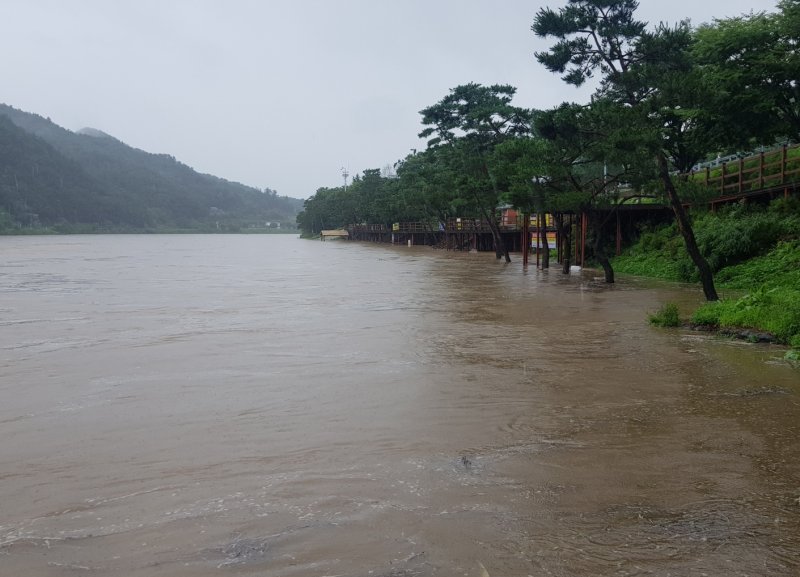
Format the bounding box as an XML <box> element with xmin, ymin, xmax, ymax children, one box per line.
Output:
<box><xmin>691</xmin><ymin>242</ymin><xmax>800</xmax><ymax>346</ymax></box>
<box><xmin>691</xmin><ymin>286</ymin><xmax>800</xmax><ymax>343</ymax></box>
<box><xmin>613</xmin><ymin>199</ymin><xmax>800</xmax><ymax>350</ymax></box>
<box><xmin>649</xmin><ymin>303</ymin><xmax>682</xmax><ymax>327</ymax></box>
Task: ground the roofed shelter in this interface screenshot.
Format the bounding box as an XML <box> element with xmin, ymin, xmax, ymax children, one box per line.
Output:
<box><xmin>320</xmin><ymin>229</ymin><xmax>349</xmax><ymax>240</ymax></box>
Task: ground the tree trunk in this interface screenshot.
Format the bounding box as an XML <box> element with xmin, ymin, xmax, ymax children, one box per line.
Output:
<box><xmin>538</xmin><ymin>213</ymin><xmax>550</xmax><ymax>269</ymax></box>
<box><xmin>555</xmin><ymin>214</ymin><xmax>571</xmax><ymax>274</ymax></box>
<box><xmin>589</xmin><ymin>210</ymin><xmax>614</xmax><ymax>283</ymax></box>
<box><xmin>657</xmin><ymin>153</ymin><xmax>719</xmax><ymax>301</ymax></box>
<box><xmin>482</xmin><ymin>207</ymin><xmax>511</xmax><ymax>262</ymax></box>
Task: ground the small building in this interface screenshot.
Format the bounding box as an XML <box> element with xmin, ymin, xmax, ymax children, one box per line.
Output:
<box><xmin>320</xmin><ymin>229</ymin><xmax>349</xmax><ymax>240</ymax></box>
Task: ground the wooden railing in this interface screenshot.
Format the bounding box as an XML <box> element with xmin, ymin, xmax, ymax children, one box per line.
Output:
<box><xmin>393</xmin><ymin>222</ymin><xmax>435</xmax><ymax>233</ymax></box>
<box><xmin>443</xmin><ymin>218</ymin><xmax>492</xmax><ymax>232</ymax></box>
<box><xmin>349</xmin><ymin>217</ymin><xmax>558</xmax><ymax>235</ymax></box>
<box><xmin>349</xmin><ymin>224</ymin><xmax>389</xmax><ymax>233</ymax></box>
<box><xmin>688</xmin><ymin>143</ymin><xmax>800</xmax><ymax>198</ymax></box>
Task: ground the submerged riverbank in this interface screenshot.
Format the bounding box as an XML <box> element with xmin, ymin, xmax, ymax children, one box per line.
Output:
<box><xmin>613</xmin><ymin>198</ymin><xmax>800</xmax><ymax>355</ymax></box>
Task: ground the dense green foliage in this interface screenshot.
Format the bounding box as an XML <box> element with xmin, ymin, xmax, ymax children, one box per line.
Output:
<box><xmin>0</xmin><ymin>115</ymin><xmax>114</xmax><ymax>226</ymax></box>
<box><xmin>0</xmin><ymin>104</ymin><xmax>302</xmax><ymax>232</ymax></box>
<box><xmin>615</xmin><ymin>199</ymin><xmax>800</xmax><ymax>282</ymax></box>
<box><xmin>296</xmin><ymin>168</ymin><xmax>412</xmax><ymax>235</ymax></box>
<box><xmin>693</xmin><ymin>0</ymin><xmax>800</xmax><ymax>145</ymax></box>
<box><xmin>692</xmin><ymin>287</ymin><xmax>800</xmax><ymax>345</ymax></box>
<box><xmin>614</xmin><ymin>198</ymin><xmax>800</xmax><ymax>345</ymax></box>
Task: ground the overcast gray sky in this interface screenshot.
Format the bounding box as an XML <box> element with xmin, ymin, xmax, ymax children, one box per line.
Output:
<box><xmin>1</xmin><ymin>0</ymin><xmax>774</xmax><ymax>199</ymax></box>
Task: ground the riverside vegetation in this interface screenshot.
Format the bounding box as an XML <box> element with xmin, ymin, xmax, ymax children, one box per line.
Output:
<box><xmin>299</xmin><ymin>1</ymin><xmax>800</xmax><ymax>298</ymax></box>
<box><xmin>622</xmin><ymin>198</ymin><xmax>800</xmax><ymax>357</ymax></box>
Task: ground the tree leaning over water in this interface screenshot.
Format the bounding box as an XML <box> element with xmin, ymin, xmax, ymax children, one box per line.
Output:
<box><xmin>533</xmin><ymin>0</ymin><xmax>720</xmax><ymax>300</ymax></box>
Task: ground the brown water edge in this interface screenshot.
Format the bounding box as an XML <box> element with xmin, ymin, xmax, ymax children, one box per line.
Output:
<box><xmin>1</xmin><ymin>236</ymin><xmax>798</xmax><ymax>577</ymax></box>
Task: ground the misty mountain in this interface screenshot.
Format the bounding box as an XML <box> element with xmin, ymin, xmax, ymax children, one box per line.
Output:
<box><xmin>76</xmin><ymin>127</ymin><xmax>116</xmax><ymax>139</ymax></box>
<box><xmin>0</xmin><ymin>104</ymin><xmax>302</xmax><ymax>231</ymax></box>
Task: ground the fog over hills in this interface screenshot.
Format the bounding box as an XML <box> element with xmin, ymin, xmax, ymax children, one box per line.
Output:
<box><xmin>77</xmin><ymin>127</ymin><xmax>116</xmax><ymax>139</ymax></box>
<box><xmin>0</xmin><ymin>104</ymin><xmax>303</xmax><ymax>232</ymax></box>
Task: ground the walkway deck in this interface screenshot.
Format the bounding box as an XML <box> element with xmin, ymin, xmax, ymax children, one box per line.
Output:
<box><xmin>342</xmin><ymin>144</ymin><xmax>800</xmax><ymax>262</ymax></box>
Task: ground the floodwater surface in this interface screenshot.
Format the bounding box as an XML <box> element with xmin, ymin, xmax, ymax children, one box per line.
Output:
<box><xmin>1</xmin><ymin>235</ymin><xmax>798</xmax><ymax>576</ymax></box>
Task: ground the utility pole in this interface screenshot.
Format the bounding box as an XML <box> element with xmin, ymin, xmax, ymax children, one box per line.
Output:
<box><xmin>341</xmin><ymin>167</ymin><xmax>349</xmax><ymax>192</ymax></box>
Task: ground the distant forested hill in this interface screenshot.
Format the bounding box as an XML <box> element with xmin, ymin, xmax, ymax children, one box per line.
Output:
<box><xmin>0</xmin><ymin>104</ymin><xmax>302</xmax><ymax>232</ymax></box>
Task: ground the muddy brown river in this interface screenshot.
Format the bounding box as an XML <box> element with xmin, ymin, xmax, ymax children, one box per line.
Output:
<box><xmin>1</xmin><ymin>235</ymin><xmax>798</xmax><ymax>576</ymax></box>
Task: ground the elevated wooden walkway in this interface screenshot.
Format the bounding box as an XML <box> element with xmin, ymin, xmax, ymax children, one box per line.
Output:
<box><xmin>342</xmin><ymin>144</ymin><xmax>800</xmax><ymax>264</ymax></box>
<box><xmin>688</xmin><ymin>143</ymin><xmax>800</xmax><ymax>208</ymax></box>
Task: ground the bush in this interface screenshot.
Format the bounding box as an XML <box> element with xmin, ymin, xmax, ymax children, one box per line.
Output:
<box><xmin>612</xmin><ymin>253</ymin><xmax>681</xmax><ymax>279</ymax></box>
<box><xmin>704</xmin><ymin>286</ymin><xmax>800</xmax><ymax>344</ymax></box>
<box><xmin>615</xmin><ymin>198</ymin><xmax>800</xmax><ymax>348</ymax></box>
<box><xmin>769</xmin><ymin>196</ymin><xmax>800</xmax><ymax>217</ymax></box>
<box><xmin>649</xmin><ymin>302</ymin><xmax>681</xmax><ymax>327</ymax></box>
<box><xmin>692</xmin><ymin>302</ymin><xmax>721</xmax><ymax>327</ymax></box>
<box><xmin>715</xmin><ymin>240</ymin><xmax>800</xmax><ymax>288</ymax></box>
<box><xmin>693</xmin><ymin>206</ymin><xmax>798</xmax><ymax>272</ymax></box>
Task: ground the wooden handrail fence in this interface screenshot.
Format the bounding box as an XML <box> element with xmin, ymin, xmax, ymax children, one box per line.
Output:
<box><xmin>689</xmin><ymin>143</ymin><xmax>800</xmax><ymax>200</ymax></box>
<box><xmin>343</xmin><ymin>144</ymin><xmax>799</xmax><ymax>260</ymax></box>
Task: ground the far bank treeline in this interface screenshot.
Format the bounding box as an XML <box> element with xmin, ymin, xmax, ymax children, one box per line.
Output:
<box><xmin>0</xmin><ymin>105</ymin><xmax>303</xmax><ymax>233</ymax></box>
<box><xmin>297</xmin><ymin>0</ymin><xmax>800</xmax><ymax>302</ymax></box>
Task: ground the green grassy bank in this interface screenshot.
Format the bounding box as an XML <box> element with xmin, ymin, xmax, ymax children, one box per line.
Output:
<box><xmin>612</xmin><ymin>197</ymin><xmax>800</xmax><ymax>355</ymax></box>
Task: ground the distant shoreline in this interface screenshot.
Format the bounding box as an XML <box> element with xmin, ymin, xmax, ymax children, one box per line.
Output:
<box><xmin>0</xmin><ymin>228</ymin><xmax>299</xmax><ymax>236</ymax></box>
